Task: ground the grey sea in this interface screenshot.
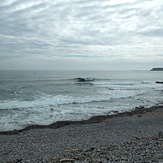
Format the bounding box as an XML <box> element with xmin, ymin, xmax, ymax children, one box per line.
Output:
<box><xmin>0</xmin><ymin>70</ymin><xmax>163</xmax><ymax>131</ymax></box>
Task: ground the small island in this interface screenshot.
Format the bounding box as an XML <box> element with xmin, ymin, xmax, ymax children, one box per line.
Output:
<box><xmin>151</xmin><ymin>68</ymin><xmax>163</xmax><ymax>71</ymax></box>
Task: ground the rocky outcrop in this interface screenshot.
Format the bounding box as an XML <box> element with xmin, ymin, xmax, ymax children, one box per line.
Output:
<box><xmin>151</xmin><ymin>68</ymin><xmax>163</xmax><ymax>71</ymax></box>
<box><xmin>156</xmin><ymin>81</ymin><xmax>163</xmax><ymax>84</ymax></box>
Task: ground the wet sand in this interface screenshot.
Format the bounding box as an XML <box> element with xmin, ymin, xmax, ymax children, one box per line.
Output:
<box><xmin>0</xmin><ymin>105</ymin><xmax>163</xmax><ymax>162</ymax></box>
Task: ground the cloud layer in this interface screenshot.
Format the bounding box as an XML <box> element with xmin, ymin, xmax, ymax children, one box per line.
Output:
<box><xmin>0</xmin><ymin>0</ymin><xmax>163</xmax><ymax>69</ymax></box>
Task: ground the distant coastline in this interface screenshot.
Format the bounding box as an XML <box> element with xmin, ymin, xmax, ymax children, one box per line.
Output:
<box><xmin>151</xmin><ymin>68</ymin><xmax>163</xmax><ymax>71</ymax></box>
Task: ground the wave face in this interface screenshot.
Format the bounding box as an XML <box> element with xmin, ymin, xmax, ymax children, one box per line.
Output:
<box><xmin>74</xmin><ymin>77</ymin><xmax>94</xmax><ymax>82</ymax></box>
<box><xmin>0</xmin><ymin>70</ymin><xmax>163</xmax><ymax>131</ymax></box>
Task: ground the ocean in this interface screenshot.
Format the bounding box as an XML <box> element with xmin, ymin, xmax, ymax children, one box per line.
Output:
<box><xmin>0</xmin><ymin>70</ymin><xmax>163</xmax><ymax>131</ymax></box>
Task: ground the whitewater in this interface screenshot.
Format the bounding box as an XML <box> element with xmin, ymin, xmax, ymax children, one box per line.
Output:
<box><xmin>0</xmin><ymin>70</ymin><xmax>163</xmax><ymax>131</ymax></box>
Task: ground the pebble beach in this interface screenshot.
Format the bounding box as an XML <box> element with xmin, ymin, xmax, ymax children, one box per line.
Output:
<box><xmin>0</xmin><ymin>105</ymin><xmax>163</xmax><ymax>163</ymax></box>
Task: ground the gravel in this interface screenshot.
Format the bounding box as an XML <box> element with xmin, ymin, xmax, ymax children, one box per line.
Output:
<box><xmin>0</xmin><ymin>106</ymin><xmax>163</xmax><ymax>163</ymax></box>
<box><xmin>55</xmin><ymin>133</ymin><xmax>163</xmax><ymax>163</ymax></box>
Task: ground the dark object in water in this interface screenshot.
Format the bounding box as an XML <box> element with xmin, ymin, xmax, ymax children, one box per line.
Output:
<box><xmin>156</xmin><ymin>81</ymin><xmax>163</xmax><ymax>84</ymax></box>
<box><xmin>151</xmin><ymin>68</ymin><xmax>163</xmax><ymax>71</ymax></box>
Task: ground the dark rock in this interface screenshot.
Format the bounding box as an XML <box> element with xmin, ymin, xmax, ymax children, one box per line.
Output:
<box><xmin>156</xmin><ymin>81</ymin><xmax>163</xmax><ymax>84</ymax></box>
<box><xmin>151</xmin><ymin>68</ymin><xmax>163</xmax><ymax>71</ymax></box>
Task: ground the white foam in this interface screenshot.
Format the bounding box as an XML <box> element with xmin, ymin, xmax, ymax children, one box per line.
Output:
<box><xmin>0</xmin><ymin>89</ymin><xmax>143</xmax><ymax>111</ymax></box>
<box><xmin>0</xmin><ymin>80</ymin><xmax>163</xmax><ymax>131</ymax></box>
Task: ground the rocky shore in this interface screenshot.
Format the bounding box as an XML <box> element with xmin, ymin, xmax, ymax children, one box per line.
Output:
<box><xmin>0</xmin><ymin>105</ymin><xmax>163</xmax><ymax>163</ymax></box>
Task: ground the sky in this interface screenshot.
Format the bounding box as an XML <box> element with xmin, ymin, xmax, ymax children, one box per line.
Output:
<box><xmin>0</xmin><ymin>0</ymin><xmax>163</xmax><ymax>70</ymax></box>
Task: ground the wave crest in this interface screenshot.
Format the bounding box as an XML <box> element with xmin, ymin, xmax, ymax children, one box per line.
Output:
<box><xmin>74</xmin><ymin>77</ymin><xmax>94</xmax><ymax>82</ymax></box>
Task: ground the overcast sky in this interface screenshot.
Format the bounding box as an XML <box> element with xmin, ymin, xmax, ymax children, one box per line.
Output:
<box><xmin>0</xmin><ymin>0</ymin><xmax>163</xmax><ymax>70</ymax></box>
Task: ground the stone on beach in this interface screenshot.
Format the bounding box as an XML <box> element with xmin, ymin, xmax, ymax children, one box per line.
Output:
<box><xmin>0</xmin><ymin>105</ymin><xmax>163</xmax><ymax>162</ymax></box>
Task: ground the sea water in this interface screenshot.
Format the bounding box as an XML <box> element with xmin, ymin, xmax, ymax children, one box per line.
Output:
<box><xmin>0</xmin><ymin>70</ymin><xmax>163</xmax><ymax>131</ymax></box>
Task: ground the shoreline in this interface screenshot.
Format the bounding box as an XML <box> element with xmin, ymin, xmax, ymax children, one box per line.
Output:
<box><xmin>0</xmin><ymin>104</ymin><xmax>162</xmax><ymax>135</ymax></box>
<box><xmin>1</xmin><ymin>104</ymin><xmax>163</xmax><ymax>162</ymax></box>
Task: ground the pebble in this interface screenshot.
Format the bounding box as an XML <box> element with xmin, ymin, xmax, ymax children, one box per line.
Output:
<box><xmin>53</xmin><ymin>133</ymin><xmax>163</xmax><ymax>163</ymax></box>
<box><xmin>1</xmin><ymin>106</ymin><xmax>163</xmax><ymax>163</ymax></box>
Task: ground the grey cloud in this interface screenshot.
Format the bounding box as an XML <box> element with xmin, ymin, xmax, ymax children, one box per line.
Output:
<box><xmin>0</xmin><ymin>0</ymin><xmax>163</xmax><ymax>69</ymax></box>
<box><xmin>138</xmin><ymin>28</ymin><xmax>163</xmax><ymax>37</ymax></box>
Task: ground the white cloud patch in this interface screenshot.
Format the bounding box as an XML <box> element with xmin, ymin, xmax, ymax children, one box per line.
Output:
<box><xmin>0</xmin><ymin>0</ymin><xmax>163</xmax><ymax>69</ymax></box>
